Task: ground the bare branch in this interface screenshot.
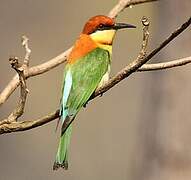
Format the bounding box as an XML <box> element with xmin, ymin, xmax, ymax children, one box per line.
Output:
<box><xmin>0</xmin><ymin>57</ymin><xmax>28</xmax><ymax>126</ymax></box>
<box><xmin>108</xmin><ymin>0</ymin><xmax>158</xmax><ymax>18</ymax></box>
<box><xmin>0</xmin><ymin>110</ymin><xmax>59</xmax><ymax>134</ymax></box>
<box><xmin>0</xmin><ymin>0</ymin><xmax>158</xmax><ymax>106</ymax></box>
<box><xmin>138</xmin><ymin>56</ymin><xmax>191</xmax><ymax>71</ymax></box>
<box><xmin>0</xmin><ymin>36</ymin><xmax>31</xmax><ymax>126</ymax></box>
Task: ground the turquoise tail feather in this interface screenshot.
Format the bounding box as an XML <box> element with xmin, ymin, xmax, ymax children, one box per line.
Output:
<box><xmin>53</xmin><ymin>68</ymin><xmax>73</xmax><ymax>170</ymax></box>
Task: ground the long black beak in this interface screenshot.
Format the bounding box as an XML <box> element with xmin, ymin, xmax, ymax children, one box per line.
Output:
<box><xmin>113</xmin><ymin>23</ymin><xmax>136</xmax><ymax>30</ymax></box>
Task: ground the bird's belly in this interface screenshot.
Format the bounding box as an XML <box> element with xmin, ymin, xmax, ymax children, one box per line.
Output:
<box><xmin>97</xmin><ymin>66</ymin><xmax>110</xmax><ymax>89</ymax></box>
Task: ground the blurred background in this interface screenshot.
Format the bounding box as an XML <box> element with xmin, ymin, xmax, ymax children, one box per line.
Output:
<box><xmin>0</xmin><ymin>0</ymin><xmax>191</xmax><ymax>179</ymax></box>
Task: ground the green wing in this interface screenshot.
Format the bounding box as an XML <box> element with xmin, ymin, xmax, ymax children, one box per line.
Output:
<box><xmin>66</xmin><ymin>47</ymin><xmax>110</xmax><ymax>116</ymax></box>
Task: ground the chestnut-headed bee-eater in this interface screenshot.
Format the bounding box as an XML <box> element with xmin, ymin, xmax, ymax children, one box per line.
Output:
<box><xmin>53</xmin><ymin>15</ymin><xmax>136</xmax><ymax>170</ymax></box>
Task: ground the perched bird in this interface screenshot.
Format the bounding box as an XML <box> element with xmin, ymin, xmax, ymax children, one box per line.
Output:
<box><xmin>53</xmin><ymin>15</ymin><xmax>136</xmax><ymax>170</ymax></box>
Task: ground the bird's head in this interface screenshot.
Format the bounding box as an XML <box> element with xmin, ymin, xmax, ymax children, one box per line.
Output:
<box><xmin>82</xmin><ymin>15</ymin><xmax>136</xmax><ymax>45</ymax></box>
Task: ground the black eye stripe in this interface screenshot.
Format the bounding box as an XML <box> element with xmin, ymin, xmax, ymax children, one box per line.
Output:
<box><xmin>97</xmin><ymin>25</ymin><xmax>113</xmax><ymax>31</ymax></box>
<box><xmin>89</xmin><ymin>24</ymin><xmax>114</xmax><ymax>34</ymax></box>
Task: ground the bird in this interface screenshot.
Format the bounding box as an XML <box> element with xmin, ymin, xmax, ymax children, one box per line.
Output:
<box><xmin>53</xmin><ymin>15</ymin><xmax>136</xmax><ymax>170</ymax></box>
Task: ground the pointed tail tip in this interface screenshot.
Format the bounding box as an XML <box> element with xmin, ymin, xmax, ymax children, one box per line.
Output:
<box><xmin>53</xmin><ymin>161</ymin><xmax>69</xmax><ymax>171</ymax></box>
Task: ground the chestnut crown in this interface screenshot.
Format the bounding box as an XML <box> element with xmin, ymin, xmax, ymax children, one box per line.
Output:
<box><xmin>82</xmin><ymin>15</ymin><xmax>136</xmax><ymax>35</ymax></box>
<box><xmin>82</xmin><ymin>15</ymin><xmax>114</xmax><ymax>35</ymax></box>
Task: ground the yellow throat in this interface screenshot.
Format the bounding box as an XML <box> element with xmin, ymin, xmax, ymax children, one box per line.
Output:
<box><xmin>90</xmin><ymin>29</ymin><xmax>116</xmax><ymax>54</ymax></box>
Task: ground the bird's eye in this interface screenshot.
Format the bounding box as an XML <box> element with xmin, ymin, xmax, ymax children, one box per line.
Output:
<box><xmin>99</xmin><ymin>24</ymin><xmax>104</xmax><ymax>28</ymax></box>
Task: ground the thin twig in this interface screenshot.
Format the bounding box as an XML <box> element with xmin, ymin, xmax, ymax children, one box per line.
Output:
<box><xmin>0</xmin><ymin>0</ymin><xmax>158</xmax><ymax>106</ymax></box>
<box><xmin>108</xmin><ymin>0</ymin><xmax>158</xmax><ymax>18</ymax></box>
<box><xmin>126</xmin><ymin>0</ymin><xmax>159</xmax><ymax>7</ymax></box>
<box><xmin>0</xmin><ymin>57</ymin><xmax>28</xmax><ymax>125</ymax></box>
<box><xmin>138</xmin><ymin>56</ymin><xmax>191</xmax><ymax>71</ymax></box>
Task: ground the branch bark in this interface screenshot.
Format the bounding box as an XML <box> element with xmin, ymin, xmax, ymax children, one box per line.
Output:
<box><xmin>138</xmin><ymin>56</ymin><xmax>191</xmax><ymax>71</ymax></box>
<box><xmin>0</xmin><ymin>36</ymin><xmax>30</xmax><ymax>126</ymax></box>
<box><xmin>0</xmin><ymin>57</ymin><xmax>28</xmax><ymax>126</ymax></box>
<box><xmin>0</xmin><ymin>110</ymin><xmax>59</xmax><ymax>133</ymax></box>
